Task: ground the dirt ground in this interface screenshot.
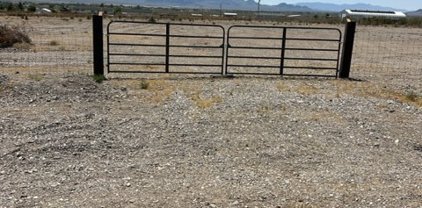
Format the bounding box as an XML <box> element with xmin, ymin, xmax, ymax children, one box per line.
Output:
<box><xmin>1</xmin><ymin>16</ymin><xmax>421</xmax><ymax>207</ymax></box>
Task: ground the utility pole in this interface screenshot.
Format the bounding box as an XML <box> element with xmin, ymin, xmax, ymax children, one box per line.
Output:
<box><xmin>257</xmin><ymin>0</ymin><xmax>261</xmax><ymax>16</ymax></box>
<box><xmin>220</xmin><ymin>1</ymin><xmax>223</xmax><ymax>16</ymax></box>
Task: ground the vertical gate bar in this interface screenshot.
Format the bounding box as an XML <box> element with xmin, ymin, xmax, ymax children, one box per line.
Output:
<box><xmin>221</xmin><ymin>27</ymin><xmax>225</xmax><ymax>75</ymax></box>
<box><xmin>106</xmin><ymin>21</ymin><xmax>111</xmax><ymax>73</ymax></box>
<box><xmin>225</xmin><ymin>27</ymin><xmax>231</xmax><ymax>75</ymax></box>
<box><xmin>280</xmin><ymin>27</ymin><xmax>287</xmax><ymax>75</ymax></box>
<box><xmin>339</xmin><ymin>21</ymin><xmax>356</xmax><ymax>79</ymax></box>
<box><xmin>335</xmin><ymin>30</ymin><xmax>342</xmax><ymax>78</ymax></box>
<box><xmin>92</xmin><ymin>14</ymin><xmax>104</xmax><ymax>76</ymax></box>
<box><xmin>165</xmin><ymin>23</ymin><xmax>170</xmax><ymax>73</ymax></box>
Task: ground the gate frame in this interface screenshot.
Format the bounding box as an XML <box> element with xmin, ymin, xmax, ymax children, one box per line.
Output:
<box><xmin>106</xmin><ymin>20</ymin><xmax>226</xmax><ymax>75</ymax></box>
<box><xmin>225</xmin><ymin>25</ymin><xmax>343</xmax><ymax>78</ymax></box>
<box><xmin>93</xmin><ymin>15</ymin><xmax>357</xmax><ymax>78</ymax></box>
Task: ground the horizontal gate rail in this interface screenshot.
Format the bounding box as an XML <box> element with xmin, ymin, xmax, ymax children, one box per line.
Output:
<box><xmin>225</xmin><ymin>25</ymin><xmax>342</xmax><ymax>77</ymax></box>
<box><xmin>109</xmin><ymin>53</ymin><xmax>222</xmax><ymax>59</ymax></box>
<box><xmin>228</xmin><ymin>46</ymin><xmax>339</xmax><ymax>51</ymax></box>
<box><xmin>109</xmin><ymin>63</ymin><xmax>222</xmax><ymax>67</ymax></box>
<box><xmin>108</xmin><ymin>32</ymin><xmax>223</xmax><ymax>39</ymax></box>
<box><xmin>229</xmin><ymin>36</ymin><xmax>340</xmax><ymax>42</ymax></box>
<box><xmin>107</xmin><ymin>20</ymin><xmax>225</xmax><ymax>74</ymax></box>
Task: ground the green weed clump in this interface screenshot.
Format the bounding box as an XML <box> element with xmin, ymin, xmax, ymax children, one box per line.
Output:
<box><xmin>140</xmin><ymin>80</ymin><xmax>149</xmax><ymax>90</ymax></box>
<box><xmin>92</xmin><ymin>74</ymin><xmax>106</xmax><ymax>83</ymax></box>
<box><xmin>405</xmin><ymin>91</ymin><xmax>418</xmax><ymax>102</ymax></box>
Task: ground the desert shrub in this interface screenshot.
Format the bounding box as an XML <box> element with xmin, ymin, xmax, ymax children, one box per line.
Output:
<box><xmin>148</xmin><ymin>16</ymin><xmax>156</xmax><ymax>23</ymax></box>
<box><xmin>12</xmin><ymin>42</ymin><xmax>32</xmax><ymax>50</ymax></box>
<box><xmin>49</xmin><ymin>40</ymin><xmax>59</xmax><ymax>46</ymax></box>
<box><xmin>405</xmin><ymin>91</ymin><xmax>418</xmax><ymax>102</ymax></box>
<box><xmin>0</xmin><ymin>25</ymin><xmax>31</xmax><ymax>48</ymax></box>
<box><xmin>140</xmin><ymin>80</ymin><xmax>149</xmax><ymax>89</ymax></box>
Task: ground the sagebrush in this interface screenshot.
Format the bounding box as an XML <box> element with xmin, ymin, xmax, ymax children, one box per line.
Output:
<box><xmin>0</xmin><ymin>24</ymin><xmax>31</xmax><ymax>48</ymax></box>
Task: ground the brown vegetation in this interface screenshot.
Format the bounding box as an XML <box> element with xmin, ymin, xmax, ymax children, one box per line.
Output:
<box><xmin>0</xmin><ymin>24</ymin><xmax>31</xmax><ymax>48</ymax></box>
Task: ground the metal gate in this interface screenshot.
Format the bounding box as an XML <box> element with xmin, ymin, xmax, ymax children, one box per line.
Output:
<box><xmin>225</xmin><ymin>25</ymin><xmax>342</xmax><ymax>77</ymax></box>
<box><xmin>105</xmin><ymin>21</ymin><xmax>343</xmax><ymax>78</ymax></box>
<box><xmin>107</xmin><ymin>21</ymin><xmax>225</xmax><ymax>74</ymax></box>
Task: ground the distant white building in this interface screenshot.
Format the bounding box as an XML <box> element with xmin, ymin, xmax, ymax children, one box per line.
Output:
<box><xmin>341</xmin><ymin>9</ymin><xmax>406</xmax><ymax>20</ymax></box>
<box><xmin>223</xmin><ymin>12</ymin><xmax>237</xmax><ymax>17</ymax></box>
<box><xmin>40</xmin><ymin>8</ymin><xmax>52</xmax><ymax>14</ymax></box>
<box><xmin>287</xmin><ymin>14</ymin><xmax>301</xmax><ymax>18</ymax></box>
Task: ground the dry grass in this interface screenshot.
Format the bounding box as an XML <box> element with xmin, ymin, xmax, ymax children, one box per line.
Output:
<box><xmin>332</xmin><ymin>80</ymin><xmax>422</xmax><ymax>107</ymax></box>
<box><xmin>277</xmin><ymin>82</ymin><xmax>320</xmax><ymax>96</ymax></box>
<box><xmin>190</xmin><ymin>92</ymin><xmax>222</xmax><ymax>109</ymax></box>
<box><xmin>277</xmin><ymin>79</ymin><xmax>421</xmax><ymax>107</ymax></box>
<box><xmin>146</xmin><ymin>79</ymin><xmax>176</xmax><ymax>103</ymax></box>
<box><xmin>12</xmin><ymin>42</ymin><xmax>32</xmax><ymax>50</ymax></box>
<box><xmin>0</xmin><ymin>24</ymin><xmax>31</xmax><ymax>48</ymax></box>
<box><xmin>276</xmin><ymin>82</ymin><xmax>290</xmax><ymax>92</ymax></box>
<box><xmin>296</xmin><ymin>83</ymin><xmax>319</xmax><ymax>96</ymax></box>
<box><xmin>112</xmin><ymin>79</ymin><xmax>176</xmax><ymax>104</ymax></box>
<box><xmin>27</xmin><ymin>74</ymin><xmax>44</xmax><ymax>81</ymax></box>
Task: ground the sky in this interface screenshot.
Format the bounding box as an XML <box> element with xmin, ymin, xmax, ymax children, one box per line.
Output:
<box><xmin>261</xmin><ymin>0</ymin><xmax>422</xmax><ymax>10</ymax></box>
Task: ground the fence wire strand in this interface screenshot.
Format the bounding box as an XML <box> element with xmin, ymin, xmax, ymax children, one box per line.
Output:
<box><xmin>351</xmin><ymin>26</ymin><xmax>422</xmax><ymax>86</ymax></box>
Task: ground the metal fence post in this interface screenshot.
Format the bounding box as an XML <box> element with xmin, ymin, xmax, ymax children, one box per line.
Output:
<box><xmin>339</xmin><ymin>21</ymin><xmax>356</xmax><ymax>79</ymax></box>
<box><xmin>165</xmin><ymin>23</ymin><xmax>170</xmax><ymax>73</ymax></box>
<box><xmin>280</xmin><ymin>27</ymin><xmax>287</xmax><ymax>75</ymax></box>
<box><xmin>93</xmin><ymin>14</ymin><xmax>104</xmax><ymax>76</ymax></box>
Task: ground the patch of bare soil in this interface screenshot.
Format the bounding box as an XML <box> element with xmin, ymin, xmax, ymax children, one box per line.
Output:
<box><xmin>0</xmin><ymin>74</ymin><xmax>421</xmax><ymax>207</ymax></box>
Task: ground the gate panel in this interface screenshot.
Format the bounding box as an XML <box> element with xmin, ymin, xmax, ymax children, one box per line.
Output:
<box><xmin>225</xmin><ymin>25</ymin><xmax>342</xmax><ymax>77</ymax></box>
<box><xmin>107</xmin><ymin>21</ymin><xmax>225</xmax><ymax>74</ymax></box>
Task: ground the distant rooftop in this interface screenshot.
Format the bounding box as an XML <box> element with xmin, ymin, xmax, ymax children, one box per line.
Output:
<box><xmin>342</xmin><ymin>9</ymin><xmax>406</xmax><ymax>18</ymax></box>
<box><xmin>350</xmin><ymin>10</ymin><xmax>396</xmax><ymax>14</ymax></box>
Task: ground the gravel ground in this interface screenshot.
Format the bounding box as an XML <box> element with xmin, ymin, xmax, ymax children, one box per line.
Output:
<box><xmin>0</xmin><ymin>73</ymin><xmax>421</xmax><ymax>207</ymax></box>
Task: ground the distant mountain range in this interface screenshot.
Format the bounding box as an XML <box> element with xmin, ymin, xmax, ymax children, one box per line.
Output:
<box><xmin>296</xmin><ymin>2</ymin><xmax>403</xmax><ymax>12</ymax></box>
<box><xmin>15</xmin><ymin>0</ymin><xmax>312</xmax><ymax>12</ymax></box>
<box><xmin>406</xmin><ymin>9</ymin><xmax>422</xmax><ymax>16</ymax></box>
<box><xmin>7</xmin><ymin>0</ymin><xmax>417</xmax><ymax>13</ymax></box>
<box><xmin>140</xmin><ymin>0</ymin><xmax>312</xmax><ymax>11</ymax></box>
